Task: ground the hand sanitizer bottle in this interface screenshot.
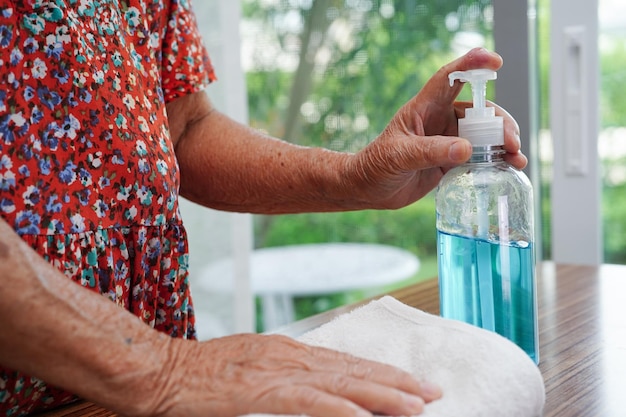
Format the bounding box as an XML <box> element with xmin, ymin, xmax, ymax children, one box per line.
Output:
<box><xmin>436</xmin><ymin>69</ymin><xmax>539</xmax><ymax>363</ymax></box>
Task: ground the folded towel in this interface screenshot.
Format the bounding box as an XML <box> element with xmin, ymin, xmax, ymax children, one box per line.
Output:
<box><xmin>245</xmin><ymin>295</ymin><xmax>545</xmax><ymax>417</ymax></box>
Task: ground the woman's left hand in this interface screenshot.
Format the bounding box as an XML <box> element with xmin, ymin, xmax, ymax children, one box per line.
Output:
<box><xmin>347</xmin><ymin>47</ymin><xmax>527</xmax><ymax>210</ymax></box>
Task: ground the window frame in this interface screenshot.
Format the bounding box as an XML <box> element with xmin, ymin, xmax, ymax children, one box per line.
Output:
<box><xmin>548</xmin><ymin>0</ymin><xmax>602</xmax><ymax>265</ymax></box>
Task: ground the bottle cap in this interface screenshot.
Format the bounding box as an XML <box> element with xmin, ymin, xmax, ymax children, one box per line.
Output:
<box><xmin>448</xmin><ymin>69</ymin><xmax>504</xmax><ymax>146</ymax></box>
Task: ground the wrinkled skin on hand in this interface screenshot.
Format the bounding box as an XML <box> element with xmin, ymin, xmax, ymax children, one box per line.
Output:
<box><xmin>143</xmin><ymin>334</ymin><xmax>441</xmax><ymax>417</ymax></box>
<box><xmin>348</xmin><ymin>47</ymin><xmax>526</xmax><ymax>210</ymax></box>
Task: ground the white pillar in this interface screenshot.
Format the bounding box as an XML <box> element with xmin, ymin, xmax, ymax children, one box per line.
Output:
<box><xmin>183</xmin><ymin>1</ymin><xmax>255</xmax><ymax>336</ymax></box>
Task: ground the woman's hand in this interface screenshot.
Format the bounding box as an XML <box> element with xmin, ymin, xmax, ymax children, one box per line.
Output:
<box><xmin>144</xmin><ymin>334</ymin><xmax>441</xmax><ymax>417</ymax></box>
<box><xmin>347</xmin><ymin>47</ymin><xmax>527</xmax><ymax>210</ymax></box>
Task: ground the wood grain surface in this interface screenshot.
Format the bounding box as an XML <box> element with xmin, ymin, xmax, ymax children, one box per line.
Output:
<box><xmin>535</xmin><ymin>263</ymin><xmax>626</xmax><ymax>417</ymax></box>
<box><xmin>37</xmin><ymin>262</ymin><xmax>626</xmax><ymax>417</ymax></box>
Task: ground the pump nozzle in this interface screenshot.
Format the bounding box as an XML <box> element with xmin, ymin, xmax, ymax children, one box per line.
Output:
<box><xmin>448</xmin><ymin>69</ymin><xmax>503</xmax><ymax>146</ymax></box>
<box><xmin>449</xmin><ymin>69</ymin><xmax>497</xmax><ymax>110</ymax></box>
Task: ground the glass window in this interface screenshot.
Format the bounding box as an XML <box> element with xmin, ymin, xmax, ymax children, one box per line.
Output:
<box><xmin>242</xmin><ymin>0</ymin><xmax>496</xmax><ymax>331</ymax></box>
<box><xmin>539</xmin><ymin>0</ymin><xmax>626</xmax><ymax>265</ymax></box>
<box><xmin>599</xmin><ymin>0</ymin><xmax>626</xmax><ymax>264</ymax></box>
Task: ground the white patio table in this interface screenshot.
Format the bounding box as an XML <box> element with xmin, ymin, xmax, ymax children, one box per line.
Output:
<box><xmin>197</xmin><ymin>242</ymin><xmax>420</xmax><ymax>331</ymax></box>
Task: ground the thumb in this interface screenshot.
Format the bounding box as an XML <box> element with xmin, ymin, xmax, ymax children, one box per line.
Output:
<box><xmin>405</xmin><ymin>135</ymin><xmax>472</xmax><ymax>169</ymax></box>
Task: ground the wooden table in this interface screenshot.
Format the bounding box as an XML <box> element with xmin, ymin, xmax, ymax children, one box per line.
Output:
<box><xmin>39</xmin><ymin>262</ymin><xmax>626</xmax><ymax>416</ymax></box>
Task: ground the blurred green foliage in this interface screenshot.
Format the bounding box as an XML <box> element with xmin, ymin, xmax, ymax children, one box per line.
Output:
<box><xmin>259</xmin><ymin>197</ymin><xmax>437</xmax><ymax>255</ymax></box>
<box><xmin>242</xmin><ymin>0</ymin><xmax>626</xmax><ymax>330</ymax></box>
<box><xmin>243</xmin><ymin>0</ymin><xmax>493</xmax><ymax>150</ymax></box>
<box><xmin>599</xmin><ymin>32</ymin><xmax>626</xmax><ymax>263</ymax></box>
<box><xmin>242</xmin><ymin>1</ymin><xmax>494</xmax><ymax>330</ymax></box>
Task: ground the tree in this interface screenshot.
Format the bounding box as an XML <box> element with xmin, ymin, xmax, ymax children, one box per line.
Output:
<box><xmin>244</xmin><ymin>0</ymin><xmax>494</xmax><ymax>147</ymax></box>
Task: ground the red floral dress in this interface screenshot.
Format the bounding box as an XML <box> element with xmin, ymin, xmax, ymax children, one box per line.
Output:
<box><xmin>0</xmin><ymin>0</ymin><xmax>216</xmax><ymax>414</ymax></box>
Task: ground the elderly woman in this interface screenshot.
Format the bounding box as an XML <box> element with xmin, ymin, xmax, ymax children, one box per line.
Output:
<box><xmin>0</xmin><ymin>1</ymin><xmax>525</xmax><ymax>416</ymax></box>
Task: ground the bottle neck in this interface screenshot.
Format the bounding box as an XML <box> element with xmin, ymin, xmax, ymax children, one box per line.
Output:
<box><xmin>469</xmin><ymin>145</ymin><xmax>506</xmax><ymax>163</ymax></box>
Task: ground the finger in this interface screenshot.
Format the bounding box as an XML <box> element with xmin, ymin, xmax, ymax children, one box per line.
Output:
<box><xmin>393</xmin><ymin>135</ymin><xmax>472</xmax><ymax>170</ymax></box>
<box><xmin>253</xmin><ymin>377</ymin><xmax>427</xmax><ymax>417</ymax></box>
<box><xmin>250</xmin><ymin>385</ymin><xmax>374</xmax><ymax>417</ymax></box>
<box><xmin>454</xmin><ymin>100</ymin><xmax>523</xmax><ymax>157</ymax></box>
<box><xmin>504</xmin><ymin>151</ymin><xmax>528</xmax><ymax>170</ymax></box>
<box><xmin>300</xmin><ymin>374</ymin><xmax>427</xmax><ymax>417</ymax></box>
<box><xmin>487</xmin><ymin>100</ymin><xmax>522</xmax><ymax>154</ymax></box>
<box><xmin>417</xmin><ymin>48</ymin><xmax>503</xmax><ymax>109</ymax></box>
<box><xmin>307</xmin><ymin>346</ymin><xmax>442</xmax><ymax>403</ymax></box>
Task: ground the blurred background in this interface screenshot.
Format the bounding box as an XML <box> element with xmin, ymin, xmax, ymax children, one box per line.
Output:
<box><xmin>185</xmin><ymin>0</ymin><xmax>626</xmax><ymax>337</ymax></box>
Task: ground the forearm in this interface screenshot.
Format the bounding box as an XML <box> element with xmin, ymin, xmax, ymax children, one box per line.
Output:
<box><xmin>174</xmin><ymin>104</ymin><xmax>362</xmax><ymax>214</ymax></box>
<box><xmin>0</xmin><ymin>219</ymin><xmax>173</xmax><ymax>415</ymax></box>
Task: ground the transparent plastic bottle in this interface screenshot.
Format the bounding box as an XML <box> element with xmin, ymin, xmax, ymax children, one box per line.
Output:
<box><xmin>436</xmin><ymin>69</ymin><xmax>539</xmax><ymax>363</ymax></box>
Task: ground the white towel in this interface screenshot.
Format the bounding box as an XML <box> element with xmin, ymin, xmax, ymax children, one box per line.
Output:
<box><xmin>245</xmin><ymin>295</ymin><xmax>545</xmax><ymax>417</ymax></box>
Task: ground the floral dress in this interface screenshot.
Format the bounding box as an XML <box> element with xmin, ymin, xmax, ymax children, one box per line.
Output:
<box><xmin>0</xmin><ymin>0</ymin><xmax>216</xmax><ymax>414</ymax></box>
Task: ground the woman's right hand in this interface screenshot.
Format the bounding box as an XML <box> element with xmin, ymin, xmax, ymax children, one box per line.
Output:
<box><xmin>141</xmin><ymin>333</ymin><xmax>442</xmax><ymax>417</ymax></box>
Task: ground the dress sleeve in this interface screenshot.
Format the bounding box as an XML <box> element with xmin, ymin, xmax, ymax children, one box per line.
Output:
<box><xmin>160</xmin><ymin>0</ymin><xmax>217</xmax><ymax>103</ymax></box>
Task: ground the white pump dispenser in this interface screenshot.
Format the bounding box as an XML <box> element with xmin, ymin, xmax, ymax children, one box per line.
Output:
<box><xmin>436</xmin><ymin>67</ymin><xmax>539</xmax><ymax>364</ymax></box>
<box><xmin>448</xmin><ymin>69</ymin><xmax>503</xmax><ymax>146</ymax></box>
